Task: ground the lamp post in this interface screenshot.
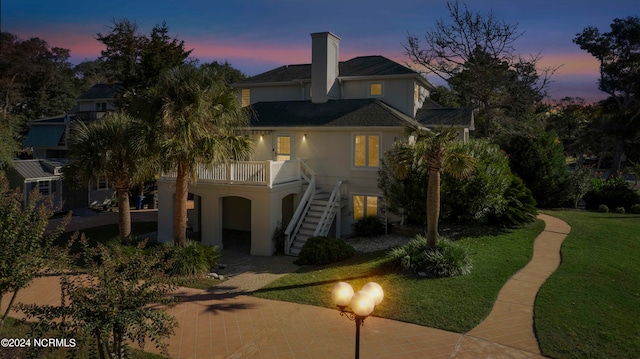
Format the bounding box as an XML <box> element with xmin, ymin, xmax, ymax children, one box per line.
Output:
<box><xmin>331</xmin><ymin>282</ymin><xmax>384</xmax><ymax>359</ymax></box>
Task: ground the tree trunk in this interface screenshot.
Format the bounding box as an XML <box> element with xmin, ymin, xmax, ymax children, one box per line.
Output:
<box><xmin>609</xmin><ymin>137</ymin><xmax>625</xmax><ymax>178</ymax></box>
<box><xmin>116</xmin><ymin>188</ymin><xmax>131</xmax><ymax>241</ymax></box>
<box><xmin>425</xmin><ymin>167</ymin><xmax>440</xmax><ymax>249</ymax></box>
<box><xmin>173</xmin><ymin>161</ymin><xmax>189</xmax><ymax>246</ymax></box>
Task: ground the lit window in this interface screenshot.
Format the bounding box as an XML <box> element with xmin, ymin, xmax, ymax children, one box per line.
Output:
<box><xmin>369</xmin><ymin>83</ymin><xmax>383</xmax><ymax>96</ymax></box>
<box><xmin>414</xmin><ymin>84</ymin><xmax>420</xmax><ymax>103</ymax></box>
<box><xmin>354</xmin><ymin>134</ymin><xmax>380</xmax><ymax>167</ymax></box>
<box><xmin>241</xmin><ymin>89</ymin><xmax>250</xmax><ymax>107</ymax></box>
<box><xmin>276</xmin><ymin>135</ymin><xmax>291</xmax><ymax>161</ymax></box>
<box><xmin>353</xmin><ymin>195</ymin><xmax>378</xmax><ymax>220</ymax></box>
<box><xmin>38</xmin><ymin>181</ymin><xmax>51</xmax><ymax>196</ymax></box>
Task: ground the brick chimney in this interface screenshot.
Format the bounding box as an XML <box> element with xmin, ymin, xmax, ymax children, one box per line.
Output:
<box><xmin>311</xmin><ymin>32</ymin><xmax>340</xmax><ymax>104</ymax></box>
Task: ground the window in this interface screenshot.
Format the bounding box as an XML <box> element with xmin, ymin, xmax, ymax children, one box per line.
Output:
<box><xmin>354</xmin><ymin>134</ymin><xmax>380</xmax><ymax>167</ymax></box>
<box><xmin>38</xmin><ymin>180</ymin><xmax>51</xmax><ymax>196</ymax></box>
<box><xmin>95</xmin><ymin>102</ymin><xmax>107</xmax><ymax>111</ymax></box>
<box><xmin>414</xmin><ymin>84</ymin><xmax>420</xmax><ymax>103</ymax></box>
<box><xmin>276</xmin><ymin>135</ymin><xmax>291</xmax><ymax>161</ymax></box>
<box><xmin>93</xmin><ymin>176</ymin><xmax>109</xmax><ymax>191</ymax></box>
<box><xmin>353</xmin><ymin>195</ymin><xmax>378</xmax><ymax>220</ymax></box>
<box><xmin>369</xmin><ymin>83</ymin><xmax>383</xmax><ymax>96</ymax></box>
<box><xmin>241</xmin><ymin>89</ymin><xmax>250</xmax><ymax>107</ymax></box>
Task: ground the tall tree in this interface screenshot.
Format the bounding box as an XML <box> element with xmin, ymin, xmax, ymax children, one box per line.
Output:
<box><xmin>152</xmin><ymin>65</ymin><xmax>253</xmax><ymax>245</ymax></box>
<box><xmin>390</xmin><ymin>126</ymin><xmax>474</xmax><ymax>248</ymax></box>
<box><xmin>404</xmin><ymin>1</ymin><xmax>554</xmax><ymax>137</ymax></box>
<box><xmin>96</xmin><ymin>18</ymin><xmax>192</xmax><ymax>101</ymax></box>
<box><xmin>574</xmin><ymin>16</ymin><xmax>640</xmax><ymax>176</ymax></box>
<box><xmin>67</xmin><ymin>112</ymin><xmax>155</xmax><ymax>240</ymax></box>
<box><xmin>0</xmin><ymin>32</ymin><xmax>80</xmax><ymax>131</ymax></box>
<box><xmin>201</xmin><ymin>60</ymin><xmax>247</xmax><ymax>85</ymax></box>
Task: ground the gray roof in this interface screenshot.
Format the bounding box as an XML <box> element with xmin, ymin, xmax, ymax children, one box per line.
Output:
<box><xmin>24</xmin><ymin>125</ymin><xmax>66</xmax><ymax>147</ymax></box>
<box><xmin>76</xmin><ymin>83</ymin><xmax>121</xmax><ymax>101</ymax></box>
<box><xmin>415</xmin><ymin>108</ymin><xmax>474</xmax><ymax>129</ymax></box>
<box><xmin>249</xmin><ymin>99</ymin><xmax>419</xmax><ymax>128</ymax></box>
<box><xmin>11</xmin><ymin>159</ymin><xmax>66</xmax><ymax>181</ymax></box>
<box><xmin>237</xmin><ymin>56</ymin><xmax>422</xmax><ymax>85</ymax></box>
<box><xmin>248</xmin><ymin>99</ymin><xmax>473</xmax><ymax>130</ymax></box>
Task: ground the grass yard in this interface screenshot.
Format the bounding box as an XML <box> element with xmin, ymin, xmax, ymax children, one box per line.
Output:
<box><xmin>536</xmin><ymin>210</ymin><xmax>640</xmax><ymax>359</ymax></box>
<box><xmin>255</xmin><ymin>220</ymin><xmax>545</xmax><ymax>333</ymax></box>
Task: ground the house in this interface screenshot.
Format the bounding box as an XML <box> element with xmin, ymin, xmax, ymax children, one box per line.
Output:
<box><xmin>5</xmin><ymin>159</ymin><xmax>66</xmax><ymax>209</ymax></box>
<box><xmin>11</xmin><ymin>83</ymin><xmax>121</xmax><ymax>210</ymax></box>
<box><xmin>156</xmin><ymin>32</ymin><xmax>473</xmax><ymax>256</ymax></box>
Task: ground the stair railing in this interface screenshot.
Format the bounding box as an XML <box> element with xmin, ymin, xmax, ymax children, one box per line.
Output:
<box><xmin>284</xmin><ymin>159</ymin><xmax>315</xmax><ymax>255</ymax></box>
<box><xmin>314</xmin><ymin>180</ymin><xmax>344</xmax><ymax>237</ymax></box>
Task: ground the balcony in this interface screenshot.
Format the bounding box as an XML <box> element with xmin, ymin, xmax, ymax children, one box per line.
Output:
<box><xmin>160</xmin><ymin>160</ymin><xmax>307</xmax><ymax>188</ymax></box>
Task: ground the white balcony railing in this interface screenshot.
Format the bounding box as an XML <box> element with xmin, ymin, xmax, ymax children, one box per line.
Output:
<box><xmin>161</xmin><ymin>160</ymin><xmax>302</xmax><ymax>187</ymax></box>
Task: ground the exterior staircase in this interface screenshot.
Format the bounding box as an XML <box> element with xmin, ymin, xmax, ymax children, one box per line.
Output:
<box><xmin>289</xmin><ymin>189</ymin><xmax>331</xmax><ymax>256</ymax></box>
<box><xmin>285</xmin><ymin>180</ymin><xmax>346</xmax><ymax>256</ymax></box>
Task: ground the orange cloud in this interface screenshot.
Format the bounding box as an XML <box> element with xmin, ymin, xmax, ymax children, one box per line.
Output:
<box><xmin>536</xmin><ymin>53</ymin><xmax>600</xmax><ymax>77</ymax></box>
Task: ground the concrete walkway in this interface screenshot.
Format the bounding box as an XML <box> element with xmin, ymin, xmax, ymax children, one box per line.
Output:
<box><xmin>2</xmin><ymin>214</ymin><xmax>570</xmax><ymax>358</ymax></box>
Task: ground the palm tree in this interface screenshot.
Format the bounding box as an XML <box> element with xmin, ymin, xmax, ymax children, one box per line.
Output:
<box><xmin>68</xmin><ymin>112</ymin><xmax>154</xmax><ymax>240</ymax></box>
<box><xmin>154</xmin><ymin>65</ymin><xmax>252</xmax><ymax>245</ymax></box>
<box><xmin>397</xmin><ymin>125</ymin><xmax>475</xmax><ymax>249</ymax></box>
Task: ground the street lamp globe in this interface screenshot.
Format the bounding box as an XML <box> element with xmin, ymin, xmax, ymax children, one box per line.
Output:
<box><xmin>362</xmin><ymin>282</ymin><xmax>384</xmax><ymax>305</ymax></box>
<box><xmin>350</xmin><ymin>291</ymin><xmax>375</xmax><ymax>317</ymax></box>
<box><xmin>331</xmin><ymin>282</ymin><xmax>354</xmax><ymax>309</ymax></box>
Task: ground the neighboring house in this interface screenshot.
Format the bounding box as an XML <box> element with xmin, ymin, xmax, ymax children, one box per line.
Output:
<box><xmin>13</xmin><ymin>83</ymin><xmax>121</xmax><ymax>210</ymax></box>
<box><xmin>157</xmin><ymin>32</ymin><xmax>473</xmax><ymax>256</ymax></box>
<box><xmin>5</xmin><ymin>159</ymin><xmax>66</xmax><ymax>210</ymax></box>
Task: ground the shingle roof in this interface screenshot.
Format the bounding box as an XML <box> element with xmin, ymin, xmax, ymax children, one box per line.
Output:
<box><xmin>415</xmin><ymin>108</ymin><xmax>474</xmax><ymax>129</ymax></box>
<box><xmin>11</xmin><ymin>159</ymin><xmax>65</xmax><ymax>180</ymax></box>
<box><xmin>237</xmin><ymin>56</ymin><xmax>420</xmax><ymax>85</ymax></box>
<box><xmin>76</xmin><ymin>83</ymin><xmax>121</xmax><ymax>100</ymax></box>
<box><xmin>249</xmin><ymin>99</ymin><xmax>418</xmax><ymax>127</ymax></box>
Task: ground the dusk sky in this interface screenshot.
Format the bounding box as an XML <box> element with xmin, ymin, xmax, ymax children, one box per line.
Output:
<box><xmin>3</xmin><ymin>0</ymin><xmax>639</xmax><ymax>102</ymax></box>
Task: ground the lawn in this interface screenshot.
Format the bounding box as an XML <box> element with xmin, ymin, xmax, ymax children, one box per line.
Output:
<box><xmin>254</xmin><ymin>220</ymin><xmax>545</xmax><ymax>333</ymax></box>
<box><xmin>535</xmin><ymin>210</ymin><xmax>640</xmax><ymax>359</ymax></box>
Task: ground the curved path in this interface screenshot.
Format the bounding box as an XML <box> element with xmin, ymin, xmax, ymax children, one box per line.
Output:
<box><xmin>2</xmin><ymin>214</ymin><xmax>570</xmax><ymax>358</ymax></box>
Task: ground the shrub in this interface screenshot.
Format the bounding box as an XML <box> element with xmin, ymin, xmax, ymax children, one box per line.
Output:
<box><xmin>378</xmin><ymin>141</ymin><xmax>428</xmax><ymax>225</ymax></box>
<box><xmin>441</xmin><ymin>140</ymin><xmax>512</xmax><ymax>224</ymax></box>
<box><xmin>598</xmin><ymin>204</ymin><xmax>609</xmax><ymax>213</ymax></box>
<box><xmin>294</xmin><ymin>236</ymin><xmax>355</xmax><ymax>265</ymax></box>
<box><xmin>498</xmin><ymin>130</ymin><xmax>569</xmax><ymax>207</ymax></box>
<box><xmin>614</xmin><ymin>207</ymin><xmax>626</xmax><ymax>214</ymax></box>
<box><xmin>162</xmin><ymin>241</ymin><xmax>220</xmax><ymax>276</ymax></box>
<box><xmin>630</xmin><ymin>204</ymin><xmax>640</xmax><ymax>214</ymax></box>
<box><xmin>386</xmin><ymin>235</ymin><xmax>472</xmax><ymax>278</ymax></box>
<box><xmin>490</xmin><ymin>175</ymin><xmax>537</xmax><ymax>227</ymax></box>
<box><xmin>583</xmin><ymin>178</ymin><xmax>640</xmax><ymax>211</ymax></box>
<box><xmin>353</xmin><ymin>216</ymin><xmax>385</xmax><ymax>237</ymax></box>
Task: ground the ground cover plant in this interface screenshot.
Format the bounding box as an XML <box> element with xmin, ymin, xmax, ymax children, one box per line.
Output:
<box><xmin>255</xmin><ymin>220</ymin><xmax>544</xmax><ymax>332</ymax></box>
<box><xmin>536</xmin><ymin>210</ymin><xmax>640</xmax><ymax>359</ymax></box>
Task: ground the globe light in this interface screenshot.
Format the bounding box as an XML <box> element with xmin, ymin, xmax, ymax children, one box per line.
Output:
<box><xmin>350</xmin><ymin>291</ymin><xmax>375</xmax><ymax>317</ymax></box>
<box><xmin>331</xmin><ymin>282</ymin><xmax>354</xmax><ymax>308</ymax></box>
<box><xmin>361</xmin><ymin>282</ymin><xmax>384</xmax><ymax>306</ymax></box>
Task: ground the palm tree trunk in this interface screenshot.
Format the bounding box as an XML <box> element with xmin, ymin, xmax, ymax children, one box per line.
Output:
<box><xmin>426</xmin><ymin>167</ymin><xmax>440</xmax><ymax>249</ymax></box>
<box><xmin>116</xmin><ymin>188</ymin><xmax>131</xmax><ymax>241</ymax></box>
<box><xmin>174</xmin><ymin>161</ymin><xmax>189</xmax><ymax>246</ymax></box>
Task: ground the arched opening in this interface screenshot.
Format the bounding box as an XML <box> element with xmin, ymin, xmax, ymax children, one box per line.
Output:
<box><xmin>222</xmin><ymin>196</ymin><xmax>251</xmax><ymax>253</ymax></box>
